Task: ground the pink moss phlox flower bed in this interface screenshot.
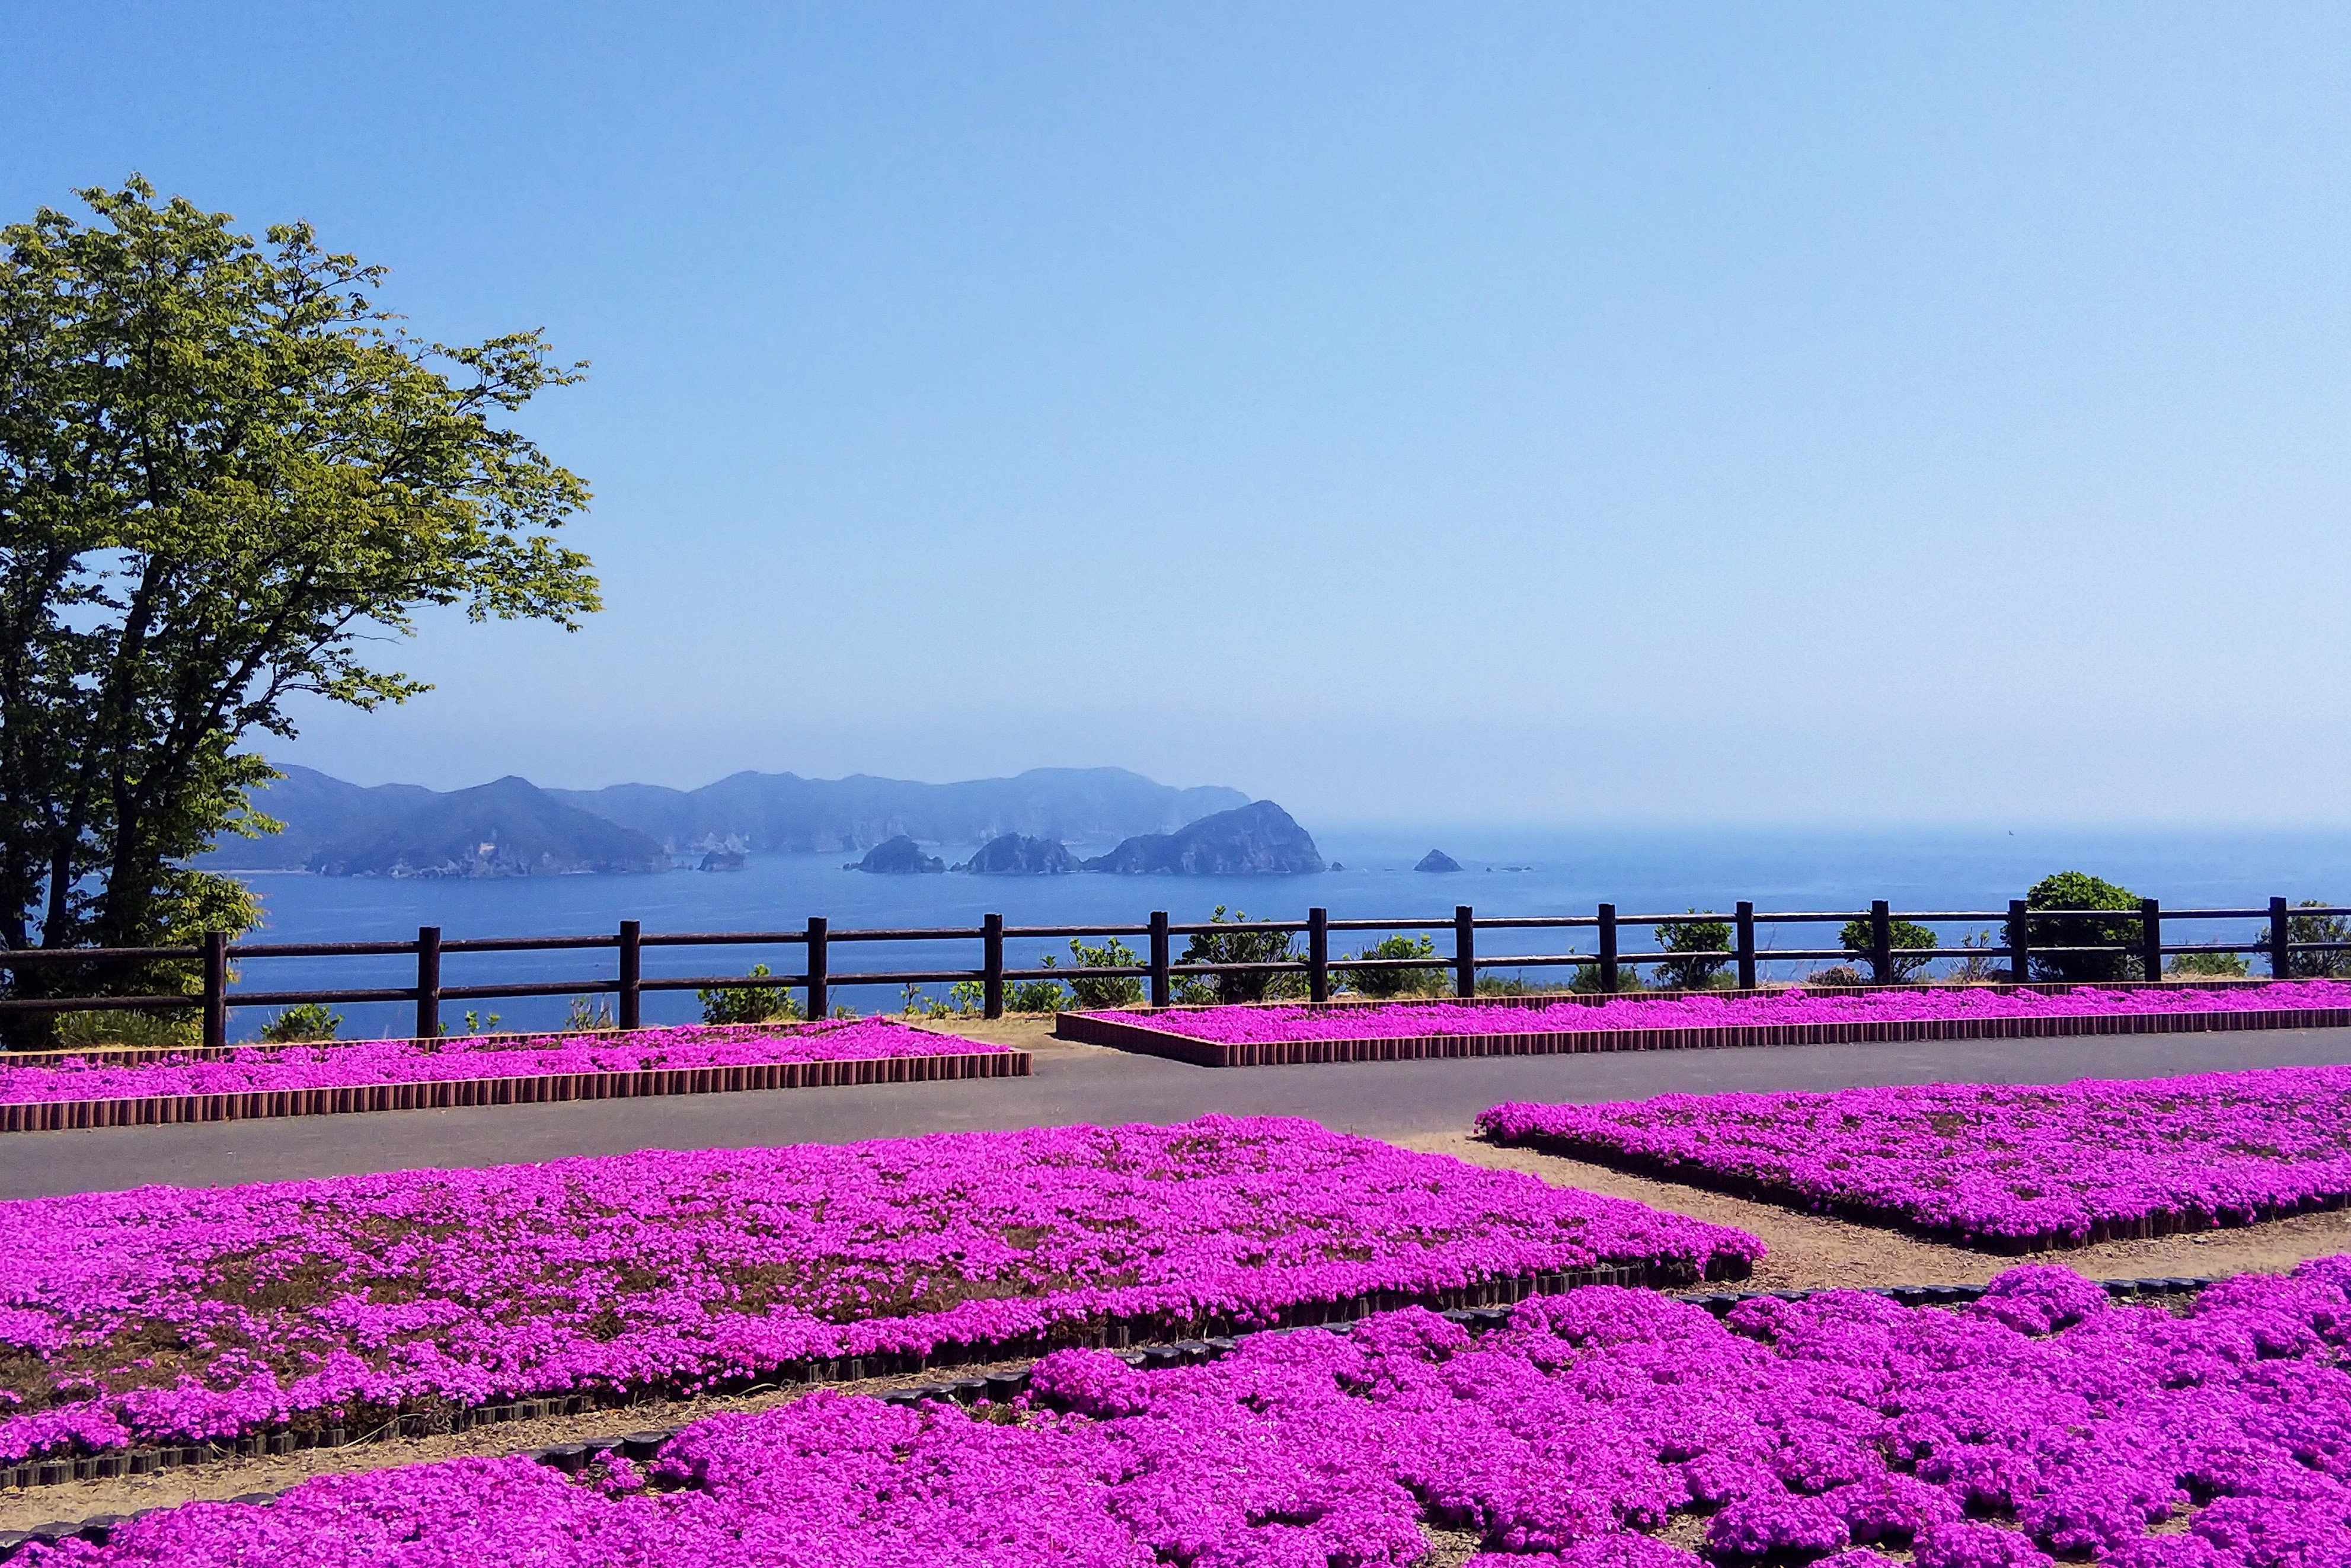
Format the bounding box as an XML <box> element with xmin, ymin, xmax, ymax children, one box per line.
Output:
<box><xmin>1120</xmin><ymin>979</ymin><xmax>2351</xmax><ymax>1046</ymax></box>
<box><xmin>0</xmin><ymin>1116</ymin><xmax>1758</xmax><ymax>1462</ymax></box>
<box><xmin>1479</xmin><ymin>1064</ymin><xmax>2351</xmax><ymax>1249</ymax></box>
<box><xmin>0</xmin><ymin>1018</ymin><xmax>991</xmax><ymax>1104</ymax></box>
<box><xmin>32</xmin><ymin>1260</ymin><xmax>2351</xmax><ymax>1567</ymax></box>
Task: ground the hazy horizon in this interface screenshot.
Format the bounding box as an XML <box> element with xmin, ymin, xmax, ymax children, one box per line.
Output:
<box><xmin>14</xmin><ymin>5</ymin><xmax>2350</xmax><ymax>830</ymax></box>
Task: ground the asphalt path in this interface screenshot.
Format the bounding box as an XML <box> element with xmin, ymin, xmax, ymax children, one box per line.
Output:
<box><xmin>4</xmin><ymin>1026</ymin><xmax>2349</xmax><ymax>1200</ymax></box>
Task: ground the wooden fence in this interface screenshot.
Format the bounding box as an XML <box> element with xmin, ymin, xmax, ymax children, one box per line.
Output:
<box><xmin>2</xmin><ymin>896</ymin><xmax>2342</xmax><ymax>1049</ymax></box>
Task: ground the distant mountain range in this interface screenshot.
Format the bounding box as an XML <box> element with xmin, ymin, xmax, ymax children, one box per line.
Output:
<box><xmin>193</xmin><ymin>765</ymin><xmax>1266</xmax><ymax>877</ymax></box>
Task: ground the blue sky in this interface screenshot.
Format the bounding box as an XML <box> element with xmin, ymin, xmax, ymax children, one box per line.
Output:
<box><xmin>7</xmin><ymin>4</ymin><xmax>2349</xmax><ymax>826</ymax></box>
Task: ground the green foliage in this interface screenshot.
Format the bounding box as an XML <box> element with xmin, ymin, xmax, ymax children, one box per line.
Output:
<box><xmin>1062</xmin><ymin>939</ymin><xmax>1145</xmax><ymax>1010</ymax></box>
<box><xmin>1946</xmin><ymin>929</ymin><xmax>2007</xmax><ymax>983</ymax></box>
<box><xmin>2169</xmin><ymin>950</ymin><xmax>2250</xmax><ymax>979</ymax></box>
<box><xmin>564</xmin><ymin>995</ymin><xmax>615</xmax><ymax>1032</ymax></box>
<box><xmin>257</xmin><ymin>1002</ymin><xmax>341</xmax><ymax>1043</ymax></box>
<box><xmin>2018</xmin><ymin>871</ymin><xmax>2143</xmax><ymax>981</ymax></box>
<box><xmin>1474</xmin><ymin>973</ymin><xmax>1574</xmax><ymax>996</ymax></box>
<box><xmin>51</xmin><ymin>1007</ymin><xmax>199</xmax><ymax>1050</ymax></box>
<box><xmin>1005</xmin><ymin>979</ymin><xmax>1069</xmax><ymax>1013</ymax></box>
<box><xmin>2279</xmin><ymin>900</ymin><xmax>2351</xmax><ymax>979</ymax></box>
<box><xmin>1837</xmin><ymin>916</ymin><xmax>1938</xmax><ymax>982</ymax></box>
<box><xmin>1176</xmin><ymin>907</ymin><xmax>1299</xmax><ymax>1005</ymax></box>
<box><xmin>1806</xmin><ymin>963</ymin><xmax>1867</xmax><ymax>988</ymax></box>
<box><xmin>0</xmin><ymin>178</ymin><xmax>595</xmax><ymax>1039</ymax></box>
<box><xmin>899</xmin><ymin>982</ymin><xmax>950</xmax><ymax>1020</ymax></box>
<box><xmin>461</xmin><ymin>1010</ymin><xmax>501</xmax><ymax>1035</ymax></box>
<box><xmin>1651</xmin><ymin>911</ymin><xmax>1731</xmax><ymax>991</ymax></box>
<box><xmin>699</xmin><ymin>965</ymin><xmax>803</xmax><ymax>1026</ymax></box>
<box><xmin>1568</xmin><ymin>964</ymin><xmax>1646</xmax><ymax>995</ymax></box>
<box><xmin>1336</xmin><ymin>934</ymin><xmax>1446</xmax><ymax>998</ymax></box>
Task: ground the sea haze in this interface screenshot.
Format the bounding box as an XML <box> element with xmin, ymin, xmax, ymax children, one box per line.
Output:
<box><xmin>224</xmin><ymin>822</ymin><xmax>2351</xmax><ymax>1040</ymax></box>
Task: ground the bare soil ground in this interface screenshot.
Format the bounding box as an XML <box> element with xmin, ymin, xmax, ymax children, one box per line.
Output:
<box><xmin>1406</xmin><ymin>1129</ymin><xmax>2351</xmax><ymax>1290</ymax></box>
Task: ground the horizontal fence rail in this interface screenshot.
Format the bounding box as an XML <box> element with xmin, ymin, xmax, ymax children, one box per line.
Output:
<box><xmin>1</xmin><ymin>895</ymin><xmax>2343</xmax><ymax>1049</ymax></box>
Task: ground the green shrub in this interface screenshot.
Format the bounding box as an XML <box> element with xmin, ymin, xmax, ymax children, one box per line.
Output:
<box><xmin>1651</xmin><ymin>911</ymin><xmax>1731</xmax><ymax>991</ymax></box>
<box><xmin>51</xmin><ymin>1008</ymin><xmax>199</xmax><ymax>1050</ymax></box>
<box><xmin>2168</xmin><ymin>950</ymin><xmax>2250</xmax><ymax>979</ymax></box>
<box><xmin>1567</xmin><ymin>964</ymin><xmax>1645</xmax><ymax>994</ymax></box>
<box><xmin>699</xmin><ymin>964</ymin><xmax>804</xmax><ymax>1026</ymax></box>
<box><xmin>564</xmin><ymin>995</ymin><xmax>615</xmax><ymax>1032</ymax></box>
<box><xmin>1063</xmin><ymin>939</ymin><xmax>1146</xmax><ymax>1010</ymax></box>
<box><xmin>258</xmin><ymin>1002</ymin><xmax>341</xmax><ymax>1043</ymax></box>
<box><xmin>1946</xmin><ymin>930</ymin><xmax>2006</xmax><ymax>983</ymax></box>
<box><xmin>1005</xmin><ymin>978</ymin><xmax>1069</xmax><ymax>1013</ymax></box>
<box><xmin>1475</xmin><ymin>973</ymin><xmax>1573</xmax><ymax>996</ymax></box>
<box><xmin>1337</xmin><ymin>934</ymin><xmax>1446</xmax><ymax>998</ymax></box>
<box><xmin>1837</xmin><ymin>916</ymin><xmax>1938</xmax><ymax>982</ymax></box>
<box><xmin>1177</xmin><ymin>908</ymin><xmax>1298</xmax><ymax>1005</ymax></box>
<box><xmin>2017</xmin><ymin>871</ymin><xmax>2142</xmax><ymax>982</ymax></box>
<box><xmin>1807</xmin><ymin>963</ymin><xmax>1867</xmax><ymax>987</ymax></box>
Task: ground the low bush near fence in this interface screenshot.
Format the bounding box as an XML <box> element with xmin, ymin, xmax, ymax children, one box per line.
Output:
<box><xmin>0</xmin><ymin>1018</ymin><xmax>983</xmax><ymax>1106</ymax></box>
<box><xmin>1480</xmin><ymin>1062</ymin><xmax>2351</xmax><ymax>1250</ymax></box>
<box><xmin>0</xmin><ymin>1116</ymin><xmax>1758</xmax><ymax>1462</ymax></box>
<box><xmin>34</xmin><ymin>1260</ymin><xmax>2351</xmax><ymax>1567</ymax></box>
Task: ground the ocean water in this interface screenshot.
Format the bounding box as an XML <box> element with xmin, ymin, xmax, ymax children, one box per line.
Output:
<box><xmin>219</xmin><ymin>823</ymin><xmax>2351</xmax><ymax>1039</ymax></box>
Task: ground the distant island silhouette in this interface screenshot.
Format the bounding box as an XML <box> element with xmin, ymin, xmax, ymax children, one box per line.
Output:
<box><xmin>194</xmin><ymin>765</ymin><xmax>1329</xmax><ymax>878</ymax></box>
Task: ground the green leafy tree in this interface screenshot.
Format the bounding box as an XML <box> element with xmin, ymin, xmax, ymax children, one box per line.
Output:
<box><xmin>2272</xmin><ymin>900</ymin><xmax>2351</xmax><ymax>979</ymax></box>
<box><xmin>1838</xmin><ymin>916</ymin><xmax>1938</xmax><ymax>982</ymax></box>
<box><xmin>0</xmin><ymin>178</ymin><xmax>595</xmax><ymax>1037</ymax></box>
<box><xmin>2015</xmin><ymin>871</ymin><xmax>2142</xmax><ymax>982</ymax></box>
<box><xmin>1337</xmin><ymin>934</ymin><xmax>1445</xmax><ymax>998</ymax></box>
<box><xmin>1652</xmin><ymin>911</ymin><xmax>1731</xmax><ymax>991</ymax></box>
<box><xmin>1176</xmin><ymin>907</ymin><xmax>1299</xmax><ymax>1005</ymax></box>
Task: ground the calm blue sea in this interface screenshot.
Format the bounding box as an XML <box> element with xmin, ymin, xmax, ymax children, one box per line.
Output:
<box><xmin>219</xmin><ymin>823</ymin><xmax>2351</xmax><ymax>1039</ymax></box>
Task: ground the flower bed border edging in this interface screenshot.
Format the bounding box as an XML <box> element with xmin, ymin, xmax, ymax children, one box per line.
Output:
<box><xmin>0</xmin><ymin>1050</ymin><xmax>1030</xmax><ymax>1135</ymax></box>
<box><xmin>1055</xmin><ymin>983</ymin><xmax>2351</xmax><ymax>1067</ymax></box>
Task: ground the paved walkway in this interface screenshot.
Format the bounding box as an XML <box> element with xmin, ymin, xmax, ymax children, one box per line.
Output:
<box><xmin>3</xmin><ymin>1026</ymin><xmax>2349</xmax><ymax>1200</ymax></box>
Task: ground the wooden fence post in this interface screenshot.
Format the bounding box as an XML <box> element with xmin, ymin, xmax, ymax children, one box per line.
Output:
<box><xmin>2007</xmin><ymin>900</ymin><xmax>2030</xmax><ymax>986</ymax></box>
<box><xmin>1870</xmin><ymin>900</ymin><xmax>1893</xmax><ymax>985</ymax></box>
<box><xmin>202</xmin><ymin>930</ymin><xmax>228</xmax><ymax>1050</ymax></box>
<box><xmin>1149</xmin><ymin>911</ymin><xmax>1171</xmax><ymax>1008</ymax></box>
<box><xmin>617</xmin><ymin>920</ymin><xmax>641</xmax><ymax>1030</ymax></box>
<box><xmin>806</xmin><ymin>916</ymin><xmax>829</xmax><ymax>1019</ymax></box>
<box><xmin>415</xmin><ymin>926</ymin><xmax>441</xmax><ymax>1039</ymax></box>
<box><xmin>982</xmin><ymin>913</ymin><xmax>1004</xmax><ymax>1019</ymax></box>
<box><xmin>1735</xmin><ymin>901</ymin><xmax>1756</xmax><ymax>991</ymax></box>
<box><xmin>2270</xmin><ymin>896</ymin><xmax>2292</xmax><ymax>979</ymax></box>
<box><xmin>1308</xmin><ymin>908</ymin><xmax>1329</xmax><ymax>1003</ymax></box>
<box><xmin>1598</xmin><ymin>903</ymin><xmax>1618</xmax><ymax>994</ymax></box>
<box><xmin>1454</xmin><ymin>906</ymin><xmax>1475</xmax><ymax>998</ymax></box>
<box><xmin>2139</xmin><ymin>899</ymin><xmax>2162</xmax><ymax>984</ymax></box>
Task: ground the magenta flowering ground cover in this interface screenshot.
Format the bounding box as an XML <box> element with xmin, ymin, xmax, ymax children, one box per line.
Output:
<box><xmin>1106</xmin><ymin>979</ymin><xmax>2351</xmax><ymax>1047</ymax></box>
<box><xmin>33</xmin><ymin>1260</ymin><xmax>2351</xmax><ymax>1567</ymax></box>
<box><xmin>1480</xmin><ymin>1063</ymin><xmax>2351</xmax><ymax>1250</ymax></box>
<box><xmin>0</xmin><ymin>1018</ymin><xmax>995</xmax><ymax>1106</ymax></box>
<box><xmin>0</xmin><ymin>1116</ymin><xmax>1758</xmax><ymax>1462</ymax></box>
